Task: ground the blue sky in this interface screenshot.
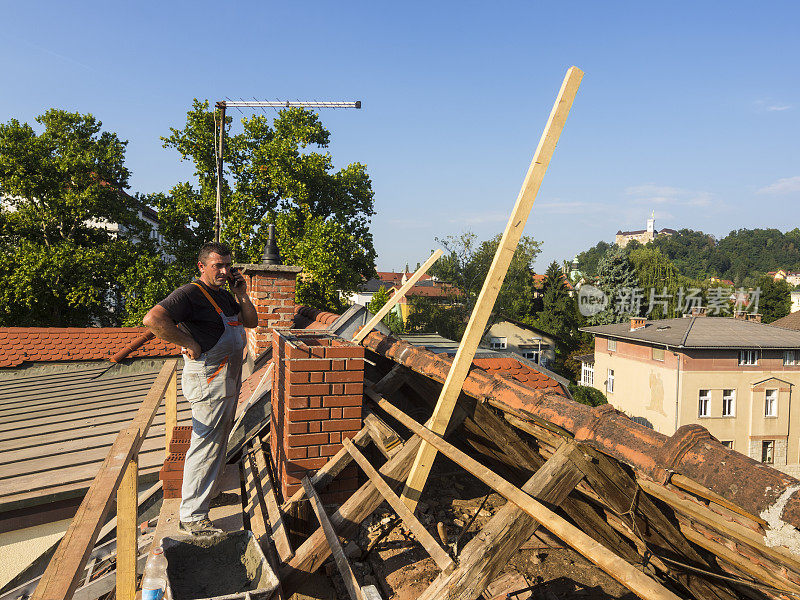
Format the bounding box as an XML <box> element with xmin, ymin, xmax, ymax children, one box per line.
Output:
<box><xmin>2</xmin><ymin>1</ymin><xmax>798</xmax><ymax>272</ymax></box>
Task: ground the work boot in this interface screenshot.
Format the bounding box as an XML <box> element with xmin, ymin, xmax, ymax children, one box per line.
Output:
<box><xmin>179</xmin><ymin>517</ymin><xmax>224</xmax><ymax>536</ymax></box>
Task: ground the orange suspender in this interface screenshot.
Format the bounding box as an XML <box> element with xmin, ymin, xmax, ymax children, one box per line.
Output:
<box><xmin>191</xmin><ymin>282</ymin><xmax>224</xmax><ymax>315</ymax></box>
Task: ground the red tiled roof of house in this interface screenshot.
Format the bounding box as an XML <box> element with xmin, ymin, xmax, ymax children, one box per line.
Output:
<box><xmin>472</xmin><ymin>357</ymin><xmax>565</xmax><ymax>395</ymax></box>
<box><xmin>771</xmin><ymin>311</ymin><xmax>800</xmax><ymax>331</ymax></box>
<box><xmin>0</xmin><ymin>327</ymin><xmax>180</xmax><ymax>368</ymax></box>
<box><xmin>292</xmin><ymin>306</ymin><xmax>340</xmax><ymax>330</ymax></box>
<box><xmin>532</xmin><ymin>273</ymin><xmax>574</xmax><ymax>291</ymax></box>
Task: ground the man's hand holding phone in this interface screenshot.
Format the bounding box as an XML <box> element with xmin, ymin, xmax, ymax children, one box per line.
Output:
<box><xmin>228</xmin><ymin>266</ymin><xmax>246</xmax><ymax>296</ymax></box>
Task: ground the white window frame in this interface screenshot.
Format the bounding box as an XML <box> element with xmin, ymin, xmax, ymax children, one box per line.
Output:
<box><xmin>785</xmin><ymin>350</ymin><xmax>798</xmax><ymax>366</ymax></box>
<box><xmin>489</xmin><ymin>336</ymin><xmax>507</xmax><ymax>350</ymax></box>
<box><xmin>762</xmin><ymin>440</ymin><xmax>775</xmax><ymax>464</ymax></box>
<box><xmin>739</xmin><ymin>349</ymin><xmax>759</xmax><ymax>366</ymax></box>
<box><xmin>606</xmin><ymin>369</ymin><xmax>615</xmax><ymax>393</ymax></box>
<box><xmin>581</xmin><ymin>362</ymin><xmax>594</xmax><ymax>386</ymax></box>
<box><xmin>765</xmin><ymin>389</ymin><xmax>778</xmax><ymax>417</ymax></box>
<box><xmin>721</xmin><ymin>440</ymin><xmax>734</xmax><ymax>450</ymax></box>
<box><xmin>722</xmin><ymin>389</ymin><xmax>736</xmax><ymax>417</ymax></box>
<box><xmin>698</xmin><ymin>389</ymin><xmax>710</xmax><ymax>418</ymax></box>
<box><xmin>522</xmin><ymin>350</ymin><xmax>540</xmax><ymax>363</ymax></box>
<box><xmin>608</xmin><ymin>339</ymin><xmax>617</xmax><ymax>352</ymax></box>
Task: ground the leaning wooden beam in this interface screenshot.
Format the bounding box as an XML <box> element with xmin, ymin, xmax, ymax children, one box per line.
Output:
<box><xmin>343</xmin><ymin>438</ymin><xmax>454</xmax><ymax>572</ymax></box>
<box><xmin>302</xmin><ymin>477</ymin><xmax>365</xmax><ymax>600</ymax></box>
<box><xmin>253</xmin><ymin>435</ymin><xmax>294</xmax><ymax>561</ymax></box>
<box><xmin>31</xmin><ymin>430</ymin><xmax>140</xmax><ymax>600</ymax></box>
<box><xmin>281</xmin><ymin>435</ymin><xmax>423</xmax><ymax>594</ymax></box>
<box><xmin>352</xmin><ymin>249</ymin><xmax>444</xmax><ymax>344</ymax></box>
<box><xmin>418</xmin><ymin>441</ymin><xmax>584</xmax><ymax>600</ymax></box>
<box><xmin>363</xmin><ymin>412</ymin><xmax>403</xmax><ymax>458</ymax></box>
<box><xmin>401</xmin><ymin>66</ymin><xmax>584</xmax><ymax>510</ymax></box>
<box><xmin>373</xmin><ymin>393</ymin><xmax>683</xmax><ymax>600</ymax></box>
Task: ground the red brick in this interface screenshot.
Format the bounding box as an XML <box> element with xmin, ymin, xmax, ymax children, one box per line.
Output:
<box><xmin>285</xmin><ymin>456</ymin><xmax>330</xmax><ymax>471</ymax></box>
<box><xmin>344</xmin><ymin>383</ymin><xmax>364</xmax><ymax>395</ymax></box>
<box><xmin>309</xmin><ymin>371</ymin><xmax>324</xmax><ymax>383</ymax></box>
<box><xmin>287</xmin><ymin>421</ymin><xmax>308</xmax><ymax>434</ymax></box>
<box><xmin>286</xmin><ymin>344</ymin><xmax>310</xmax><ymax>359</ymax></box>
<box><xmin>288</xmin><ymin>382</ymin><xmax>331</xmax><ymax>396</ymax></box>
<box><xmin>324</xmin><ymin>370</ymin><xmax>363</xmax><ymax>383</ymax></box>
<box><xmin>286</xmin><ymin>446</ymin><xmax>307</xmax><ymax>460</ymax></box>
<box><xmin>308</xmin><ymin>397</ymin><xmax>322</xmax><ymax>408</ymax></box>
<box><xmin>329</xmin><ymin>432</ymin><xmax>342</xmax><ymax>443</ymax></box>
<box><xmin>346</xmin><ymin>358</ymin><xmax>365</xmax><ymax>371</ymax></box>
<box><xmin>320</xmin><ymin>444</ymin><xmax>340</xmax><ymax>457</ymax></box>
<box><xmin>287</xmin><ymin>432</ymin><xmax>329</xmax><ymax>447</ymax></box>
<box><xmin>325</xmin><ymin>346</ymin><xmax>363</xmax><ymax>359</ymax></box>
<box><xmin>289</xmin><ymin>371</ymin><xmax>309</xmax><ymax>384</ymax></box>
<box><xmin>331</xmin><ymin>359</ymin><xmax>346</xmax><ymax>371</ymax></box>
<box><xmin>330</xmin><ymin>408</ymin><xmax>342</xmax><ymax>419</ymax></box>
<box><xmin>323</xmin><ymin>419</ymin><xmax>362</xmax><ymax>432</ymax></box>
<box><xmin>291</xmin><ymin>359</ymin><xmax>330</xmax><ymax>371</ymax></box>
<box><xmin>331</xmin><ymin>384</ymin><xmax>344</xmax><ymax>395</ymax></box>
<box><xmin>322</xmin><ymin>395</ymin><xmax>362</xmax><ymax>407</ymax></box>
<box><xmin>287</xmin><ymin>407</ymin><xmax>330</xmax><ymax>421</ymax></box>
<box><xmin>307</xmin><ymin>446</ymin><xmax>320</xmax><ymax>458</ymax></box>
<box><xmin>342</xmin><ymin>406</ymin><xmax>362</xmax><ymax>419</ymax></box>
<box><xmin>307</xmin><ymin>345</ymin><xmax>326</xmax><ymax>358</ymax></box>
<box><xmin>287</xmin><ymin>396</ymin><xmax>309</xmax><ymax>409</ymax></box>
<box><xmin>342</xmin><ymin>430</ymin><xmax>359</xmax><ymax>441</ymax></box>
<box><xmin>308</xmin><ymin>421</ymin><xmax>322</xmax><ymax>433</ymax></box>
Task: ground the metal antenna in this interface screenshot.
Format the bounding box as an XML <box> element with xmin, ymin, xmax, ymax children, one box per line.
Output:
<box><xmin>213</xmin><ymin>99</ymin><xmax>362</xmax><ymax>243</ymax></box>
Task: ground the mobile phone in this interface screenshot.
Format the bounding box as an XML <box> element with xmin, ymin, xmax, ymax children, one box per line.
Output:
<box><xmin>228</xmin><ymin>266</ymin><xmax>240</xmax><ymax>289</ymax></box>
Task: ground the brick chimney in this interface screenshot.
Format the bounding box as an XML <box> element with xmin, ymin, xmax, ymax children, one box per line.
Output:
<box><xmin>238</xmin><ymin>264</ymin><xmax>303</xmax><ymax>357</ymax></box>
<box><xmin>630</xmin><ymin>317</ymin><xmax>646</xmax><ymax>331</ymax></box>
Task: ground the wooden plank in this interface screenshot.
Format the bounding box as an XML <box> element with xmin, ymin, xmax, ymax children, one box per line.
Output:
<box><xmin>374</xmin><ymin>393</ymin><xmax>684</xmax><ymax>600</ymax></box>
<box><xmin>363</xmin><ymin>412</ymin><xmax>402</xmax><ymax>458</ymax></box>
<box><xmin>302</xmin><ymin>476</ymin><xmax>364</xmax><ymax>600</ymax></box>
<box><xmin>351</xmin><ymin>250</ymin><xmax>443</xmax><ymax>344</ymax></box>
<box><xmin>164</xmin><ymin>370</ymin><xmax>178</xmax><ymax>459</ymax></box>
<box><xmin>401</xmin><ymin>66</ymin><xmax>583</xmax><ymax>511</ymax></box>
<box><xmin>418</xmin><ymin>442</ymin><xmax>583</xmax><ymax>600</ymax></box>
<box><xmin>253</xmin><ymin>435</ymin><xmax>294</xmax><ymax>561</ymax></box>
<box><xmin>31</xmin><ymin>429</ymin><xmax>140</xmax><ymax>600</ymax></box>
<box><xmin>243</xmin><ymin>449</ymin><xmax>268</xmax><ymax>539</ymax></box>
<box><xmin>115</xmin><ymin>456</ymin><xmax>138</xmax><ymax>600</ymax></box>
<box><xmin>343</xmin><ymin>438</ymin><xmax>453</xmax><ymax>572</ymax></box>
<box><xmin>281</xmin><ymin>427</ymin><xmax>372</xmax><ymax>510</ymax></box>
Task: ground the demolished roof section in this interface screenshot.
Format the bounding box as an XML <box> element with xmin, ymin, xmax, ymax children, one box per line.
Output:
<box><xmin>360</xmin><ymin>329</ymin><xmax>800</xmax><ymax>529</ymax></box>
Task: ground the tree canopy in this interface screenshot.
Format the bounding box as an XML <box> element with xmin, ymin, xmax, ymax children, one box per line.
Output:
<box><xmin>124</xmin><ymin>100</ymin><xmax>377</xmax><ymax>323</ymax></box>
<box><xmin>755</xmin><ymin>276</ymin><xmax>792</xmax><ymax>323</ymax></box>
<box><xmin>0</xmin><ymin>109</ymin><xmax>149</xmax><ymax>326</ymax></box>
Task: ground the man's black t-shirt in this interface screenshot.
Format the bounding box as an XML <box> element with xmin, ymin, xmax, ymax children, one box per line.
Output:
<box><xmin>158</xmin><ymin>280</ymin><xmax>240</xmax><ymax>353</ymax></box>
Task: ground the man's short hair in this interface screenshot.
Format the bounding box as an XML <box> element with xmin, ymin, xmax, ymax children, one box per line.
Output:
<box><xmin>198</xmin><ymin>242</ymin><xmax>232</xmax><ymax>264</ymax></box>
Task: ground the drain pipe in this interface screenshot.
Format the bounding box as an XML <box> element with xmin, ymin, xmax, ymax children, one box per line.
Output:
<box><xmin>670</xmin><ymin>344</ymin><xmax>682</xmax><ymax>433</ymax></box>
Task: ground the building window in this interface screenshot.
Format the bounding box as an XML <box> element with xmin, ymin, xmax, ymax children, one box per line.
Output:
<box><xmin>608</xmin><ymin>339</ymin><xmax>617</xmax><ymax>352</ymax></box>
<box><xmin>765</xmin><ymin>389</ymin><xmax>778</xmax><ymax>417</ymax></box>
<box><xmin>739</xmin><ymin>350</ymin><xmax>759</xmax><ymax>366</ymax></box>
<box><xmin>652</xmin><ymin>347</ymin><xmax>665</xmax><ymax>361</ymax></box>
<box><xmin>698</xmin><ymin>390</ymin><xmax>710</xmax><ymax>417</ymax></box>
<box><xmin>581</xmin><ymin>362</ymin><xmax>594</xmax><ymax>386</ymax></box>
<box><xmin>489</xmin><ymin>337</ymin><xmax>507</xmax><ymax>350</ymax></box>
<box><xmin>606</xmin><ymin>369</ymin><xmax>615</xmax><ymax>393</ymax></box>
<box><xmin>522</xmin><ymin>350</ymin><xmax>540</xmax><ymax>363</ymax></box>
<box><xmin>762</xmin><ymin>440</ymin><xmax>775</xmax><ymax>464</ymax></box>
<box><xmin>785</xmin><ymin>350</ymin><xmax>797</xmax><ymax>366</ymax></box>
<box><xmin>721</xmin><ymin>440</ymin><xmax>734</xmax><ymax>450</ymax></box>
<box><xmin>722</xmin><ymin>389</ymin><xmax>736</xmax><ymax>417</ymax></box>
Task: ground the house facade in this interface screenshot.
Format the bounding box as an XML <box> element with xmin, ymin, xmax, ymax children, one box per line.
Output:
<box><xmin>482</xmin><ymin>319</ymin><xmax>556</xmax><ymax>367</ymax></box>
<box><xmin>580</xmin><ymin>316</ymin><xmax>800</xmax><ymax>474</ymax></box>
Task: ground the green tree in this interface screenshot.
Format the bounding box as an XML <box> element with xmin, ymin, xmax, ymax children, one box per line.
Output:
<box><xmin>755</xmin><ymin>276</ymin><xmax>792</xmax><ymax>323</ymax></box>
<box><xmin>590</xmin><ymin>245</ymin><xmax>640</xmax><ymax>324</ymax></box>
<box><xmin>407</xmin><ymin>231</ymin><xmax>541</xmax><ymax>338</ymax></box>
<box><xmin>576</xmin><ymin>240</ymin><xmax>612</xmax><ymax>276</ymax></box>
<box><xmin>627</xmin><ymin>245</ymin><xmax>683</xmax><ymax>319</ymax></box>
<box><xmin>568</xmin><ymin>383</ymin><xmax>608</xmax><ymax>407</ymax></box>
<box><xmin>533</xmin><ymin>261</ymin><xmax>583</xmax><ymax>374</ymax></box>
<box><xmin>126</xmin><ymin>100</ymin><xmax>377</xmax><ymax>322</ymax></box>
<box><xmin>0</xmin><ymin>109</ymin><xmax>150</xmax><ymax>326</ymax></box>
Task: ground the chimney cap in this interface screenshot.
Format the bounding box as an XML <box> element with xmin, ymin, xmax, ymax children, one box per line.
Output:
<box><xmin>261</xmin><ymin>224</ymin><xmax>282</xmax><ymax>265</ymax></box>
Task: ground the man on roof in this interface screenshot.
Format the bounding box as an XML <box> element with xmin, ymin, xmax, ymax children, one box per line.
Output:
<box><xmin>143</xmin><ymin>242</ymin><xmax>258</xmax><ymax>535</ymax></box>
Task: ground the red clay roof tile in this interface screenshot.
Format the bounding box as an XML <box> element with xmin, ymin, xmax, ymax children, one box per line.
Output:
<box><xmin>0</xmin><ymin>327</ymin><xmax>180</xmax><ymax>368</ymax></box>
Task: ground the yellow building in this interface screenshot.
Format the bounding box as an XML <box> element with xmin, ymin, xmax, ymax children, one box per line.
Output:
<box><xmin>580</xmin><ymin>316</ymin><xmax>800</xmax><ymax>474</ymax></box>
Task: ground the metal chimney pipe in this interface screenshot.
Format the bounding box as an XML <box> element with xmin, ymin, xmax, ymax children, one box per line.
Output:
<box><xmin>261</xmin><ymin>224</ymin><xmax>282</xmax><ymax>265</ymax></box>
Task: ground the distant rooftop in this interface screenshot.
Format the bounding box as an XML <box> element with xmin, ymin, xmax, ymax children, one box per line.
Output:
<box><xmin>581</xmin><ymin>316</ymin><xmax>800</xmax><ymax>349</ymax></box>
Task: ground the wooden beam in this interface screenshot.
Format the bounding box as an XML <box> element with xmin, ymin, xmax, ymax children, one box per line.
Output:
<box><xmin>164</xmin><ymin>369</ymin><xmax>178</xmax><ymax>459</ymax></box>
<box><xmin>363</xmin><ymin>412</ymin><xmax>402</xmax><ymax>458</ymax></box>
<box><xmin>401</xmin><ymin>66</ymin><xmax>584</xmax><ymax>510</ymax></box>
<box><xmin>343</xmin><ymin>438</ymin><xmax>453</xmax><ymax>572</ymax></box>
<box><xmin>253</xmin><ymin>435</ymin><xmax>294</xmax><ymax>561</ymax></box>
<box><xmin>115</xmin><ymin>456</ymin><xmax>138</xmax><ymax>600</ymax></box>
<box><xmin>374</xmin><ymin>393</ymin><xmax>684</xmax><ymax>600</ymax></box>
<box><xmin>302</xmin><ymin>477</ymin><xmax>364</xmax><ymax>600</ymax></box>
<box><xmin>418</xmin><ymin>441</ymin><xmax>583</xmax><ymax>599</ymax></box>
<box><xmin>352</xmin><ymin>250</ymin><xmax>444</xmax><ymax>344</ymax></box>
<box><xmin>31</xmin><ymin>429</ymin><xmax>140</xmax><ymax>600</ymax></box>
